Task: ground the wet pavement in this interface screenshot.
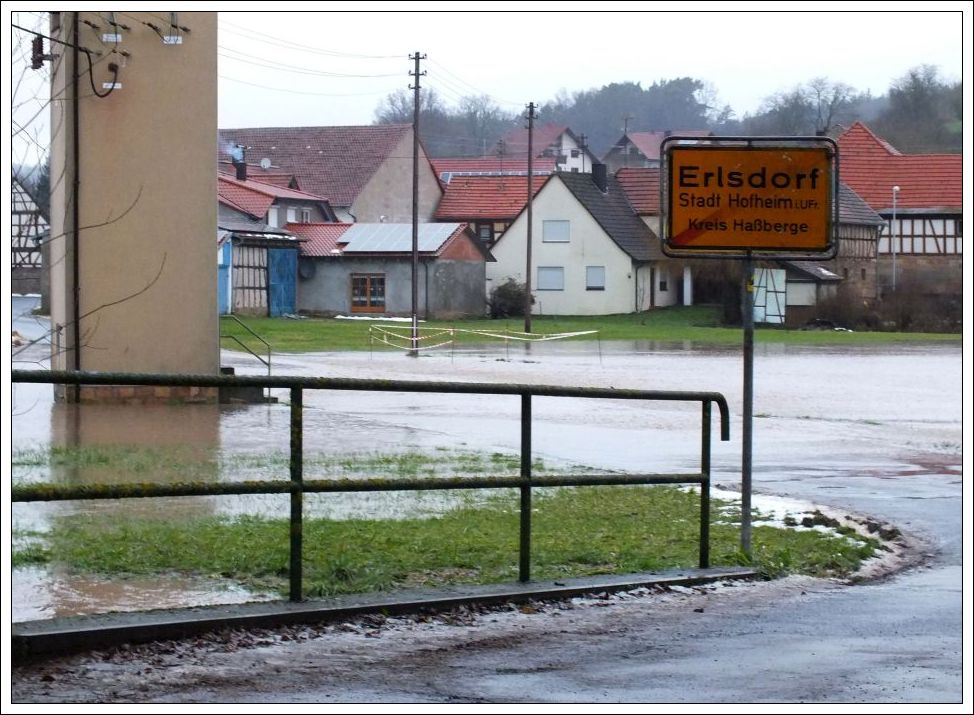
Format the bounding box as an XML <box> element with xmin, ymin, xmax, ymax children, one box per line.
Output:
<box><xmin>8</xmin><ymin>295</ymin><xmax>966</xmax><ymax>703</ymax></box>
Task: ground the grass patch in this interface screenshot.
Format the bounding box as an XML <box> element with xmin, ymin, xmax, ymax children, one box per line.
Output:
<box><xmin>12</xmin><ymin>446</ymin><xmax>537</xmax><ymax>484</ymax></box>
<box><xmin>16</xmin><ymin>486</ymin><xmax>879</xmax><ymax>598</ymax></box>
<box><xmin>12</xmin><ymin>444</ymin><xmax>220</xmax><ymax>484</ymax></box>
<box><xmin>219</xmin><ymin>305</ymin><xmax>960</xmax><ymax>354</ymax></box>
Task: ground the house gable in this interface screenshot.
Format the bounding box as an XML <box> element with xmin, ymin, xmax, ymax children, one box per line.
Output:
<box><xmin>488</xmin><ymin>175</ymin><xmax>648</xmax><ymax>315</ymax></box>
<box><xmin>351</xmin><ymin>130</ymin><xmax>442</xmax><ymax>223</ymax></box>
<box><xmin>437</xmin><ymin>227</ymin><xmax>490</xmax><ymax>261</ymax></box>
<box><xmin>218</xmin><ymin>125</ymin><xmax>425</xmax><ymax>212</ymax></box>
<box><xmin>557</xmin><ymin>172</ymin><xmax>661</xmax><ymax>262</ymax></box>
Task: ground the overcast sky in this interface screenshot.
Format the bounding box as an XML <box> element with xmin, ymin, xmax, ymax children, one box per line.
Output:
<box><xmin>218</xmin><ymin>5</ymin><xmax>967</xmax><ymax>130</ymax></box>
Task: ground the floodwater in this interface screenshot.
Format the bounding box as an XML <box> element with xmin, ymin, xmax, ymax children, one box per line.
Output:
<box><xmin>9</xmin><ymin>296</ymin><xmax>963</xmax><ymax>623</ymax></box>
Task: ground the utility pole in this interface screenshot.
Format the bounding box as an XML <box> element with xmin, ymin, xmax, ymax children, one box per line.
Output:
<box><xmin>408</xmin><ymin>51</ymin><xmax>426</xmax><ymax>356</ymax></box>
<box><xmin>524</xmin><ymin>102</ymin><xmax>537</xmax><ymax>333</ymax></box>
<box><xmin>579</xmin><ymin>133</ymin><xmax>588</xmax><ymax>173</ymax></box>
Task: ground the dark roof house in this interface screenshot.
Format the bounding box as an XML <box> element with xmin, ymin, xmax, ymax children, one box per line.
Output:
<box><xmin>218</xmin><ymin>125</ymin><xmax>442</xmax><ymax>223</ymax></box>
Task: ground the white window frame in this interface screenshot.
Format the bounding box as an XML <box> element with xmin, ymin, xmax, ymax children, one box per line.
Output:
<box><xmin>537</xmin><ymin>266</ymin><xmax>564</xmax><ymax>291</ymax></box>
<box><xmin>542</xmin><ymin>220</ymin><xmax>570</xmax><ymax>243</ymax></box>
<box><xmin>286</xmin><ymin>206</ymin><xmax>298</xmax><ymax>223</ymax></box>
<box><xmin>586</xmin><ymin>266</ymin><xmax>605</xmax><ymax>291</ymax></box>
<box><xmin>267</xmin><ymin>206</ymin><xmax>280</xmax><ymax>228</ymax></box>
<box><xmin>300</xmin><ymin>207</ymin><xmax>312</xmax><ymax>223</ymax></box>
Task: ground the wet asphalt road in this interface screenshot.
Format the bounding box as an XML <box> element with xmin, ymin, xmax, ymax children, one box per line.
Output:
<box><xmin>9</xmin><ymin>298</ymin><xmax>966</xmax><ymax>704</ymax></box>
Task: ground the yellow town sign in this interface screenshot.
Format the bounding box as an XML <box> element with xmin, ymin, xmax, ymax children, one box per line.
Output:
<box><xmin>663</xmin><ymin>141</ymin><xmax>836</xmax><ymax>255</ymax></box>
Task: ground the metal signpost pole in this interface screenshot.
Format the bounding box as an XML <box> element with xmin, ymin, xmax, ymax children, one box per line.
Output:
<box><xmin>741</xmin><ymin>253</ymin><xmax>754</xmax><ymax>556</ymax></box>
<box><xmin>891</xmin><ymin>185</ymin><xmax>900</xmax><ymax>292</ymax></box>
<box><xmin>660</xmin><ymin>135</ymin><xmax>837</xmax><ymax>564</ymax></box>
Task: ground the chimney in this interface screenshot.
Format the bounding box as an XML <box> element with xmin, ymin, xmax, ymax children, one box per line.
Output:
<box><xmin>592</xmin><ymin>163</ymin><xmax>608</xmax><ymax>193</ymax></box>
<box><xmin>230</xmin><ymin>144</ymin><xmax>247</xmax><ymax>181</ymax></box>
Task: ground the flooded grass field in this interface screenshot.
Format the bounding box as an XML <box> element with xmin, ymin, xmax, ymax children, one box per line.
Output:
<box><xmin>11</xmin><ymin>296</ymin><xmax>962</xmax><ymax>622</ymax></box>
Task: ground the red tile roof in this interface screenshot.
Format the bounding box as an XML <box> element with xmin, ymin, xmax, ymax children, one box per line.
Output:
<box><xmin>434</xmin><ymin>175</ymin><xmax>548</xmax><ymax>221</ymax></box>
<box><xmin>219</xmin><ymin>125</ymin><xmax>414</xmax><ymax>207</ymax></box>
<box><xmin>837</xmin><ymin>122</ymin><xmax>961</xmax><ymax>211</ymax></box>
<box><xmin>431</xmin><ymin>156</ymin><xmax>557</xmax><ymax>179</ymax></box>
<box><xmin>287</xmin><ymin>223</ymin><xmax>352</xmax><ymax>257</ymax></box>
<box><xmin>217</xmin><ymin>163</ymin><xmax>300</xmax><ymax>189</ymax></box>
<box><xmin>615</xmin><ymin>167</ymin><xmax>661</xmax><ymax>215</ymax></box>
<box><xmin>500</xmin><ymin>123</ymin><xmax>572</xmax><ymax>156</ymax></box>
<box><xmin>218</xmin><ymin>173</ymin><xmax>329</xmax><ymax>219</ymax></box>
<box><xmin>627</xmin><ymin>130</ymin><xmax>713</xmax><ymax>162</ymax></box>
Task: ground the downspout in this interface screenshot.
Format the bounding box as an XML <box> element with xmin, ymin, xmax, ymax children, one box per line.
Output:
<box><xmin>424</xmin><ymin>259</ymin><xmax>430</xmax><ymax>319</ymax></box>
<box><xmin>633</xmin><ymin>260</ymin><xmax>638</xmax><ymax>312</ymax></box>
<box><xmin>71</xmin><ymin>13</ymin><xmax>82</xmax><ymax>395</ymax></box>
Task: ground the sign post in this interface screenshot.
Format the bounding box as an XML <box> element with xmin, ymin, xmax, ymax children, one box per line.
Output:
<box><xmin>661</xmin><ymin>136</ymin><xmax>838</xmax><ymax>558</ymax></box>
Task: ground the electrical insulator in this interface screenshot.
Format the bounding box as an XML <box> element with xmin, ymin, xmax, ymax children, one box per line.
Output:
<box><xmin>31</xmin><ymin>35</ymin><xmax>45</xmax><ymax>69</ymax></box>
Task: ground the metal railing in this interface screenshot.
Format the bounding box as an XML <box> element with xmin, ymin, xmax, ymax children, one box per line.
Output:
<box><xmin>12</xmin><ymin>369</ymin><xmax>730</xmax><ymax>603</ymax></box>
<box><xmin>220</xmin><ymin>315</ymin><xmax>272</xmax><ymax>377</ymax></box>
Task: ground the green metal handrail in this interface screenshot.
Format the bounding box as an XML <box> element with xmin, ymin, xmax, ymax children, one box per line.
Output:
<box><xmin>220</xmin><ymin>314</ymin><xmax>271</xmax><ymax>376</ymax></box>
<box><xmin>12</xmin><ymin>369</ymin><xmax>730</xmax><ymax>602</ymax></box>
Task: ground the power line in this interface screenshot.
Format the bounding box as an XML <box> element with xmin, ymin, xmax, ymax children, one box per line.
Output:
<box><xmin>219</xmin><ymin>16</ymin><xmax>403</xmax><ymax>59</ymax></box>
<box><xmin>219</xmin><ymin>74</ymin><xmax>397</xmax><ymax>98</ymax></box>
<box><xmin>217</xmin><ymin>47</ymin><xmax>401</xmax><ymax>79</ymax></box>
<box><xmin>427</xmin><ymin>58</ymin><xmax>522</xmax><ymax>107</ymax></box>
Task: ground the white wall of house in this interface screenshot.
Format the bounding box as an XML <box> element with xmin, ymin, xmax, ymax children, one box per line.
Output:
<box><xmin>487</xmin><ymin>178</ymin><xmax>638</xmax><ymax>315</ymax></box>
<box><xmin>551</xmin><ymin>133</ymin><xmax>594</xmax><ymax>173</ymax></box>
<box><xmin>637</xmin><ymin>215</ymin><xmax>687</xmax><ymax>308</ymax></box>
<box><xmin>652</xmin><ymin>264</ymin><xmax>680</xmax><ymax>307</ymax></box>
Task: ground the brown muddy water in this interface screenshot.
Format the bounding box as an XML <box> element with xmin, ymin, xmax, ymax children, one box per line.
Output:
<box><xmin>10</xmin><ymin>296</ymin><xmax>963</xmax><ymax>623</ymax></box>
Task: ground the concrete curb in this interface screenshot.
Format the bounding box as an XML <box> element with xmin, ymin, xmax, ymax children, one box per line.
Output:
<box><xmin>12</xmin><ymin>566</ymin><xmax>757</xmax><ymax>662</ymax></box>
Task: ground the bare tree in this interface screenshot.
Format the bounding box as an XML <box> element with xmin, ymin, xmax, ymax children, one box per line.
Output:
<box><xmin>807</xmin><ymin>77</ymin><xmax>856</xmax><ymax>134</ymax></box>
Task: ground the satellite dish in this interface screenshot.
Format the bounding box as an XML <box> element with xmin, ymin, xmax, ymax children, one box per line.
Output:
<box><xmin>260</xmin><ymin>158</ymin><xmax>272</xmax><ymax>170</ymax></box>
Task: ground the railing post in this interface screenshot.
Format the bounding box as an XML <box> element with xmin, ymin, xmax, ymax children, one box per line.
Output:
<box><xmin>700</xmin><ymin>400</ymin><xmax>712</xmax><ymax>569</ymax></box>
<box><xmin>519</xmin><ymin>392</ymin><xmax>532</xmax><ymax>582</ymax></box>
<box><xmin>289</xmin><ymin>387</ymin><xmax>304</xmax><ymax>602</ymax></box>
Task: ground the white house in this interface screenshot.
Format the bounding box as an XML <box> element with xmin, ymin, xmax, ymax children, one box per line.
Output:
<box><xmin>499</xmin><ymin>124</ymin><xmax>599</xmax><ymax>174</ymax></box>
<box><xmin>487</xmin><ymin>166</ymin><xmax>667</xmax><ymax>316</ymax></box>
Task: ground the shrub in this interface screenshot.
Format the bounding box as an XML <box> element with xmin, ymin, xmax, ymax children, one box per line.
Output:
<box><xmin>488</xmin><ymin>278</ymin><xmax>532</xmax><ymax>319</ymax></box>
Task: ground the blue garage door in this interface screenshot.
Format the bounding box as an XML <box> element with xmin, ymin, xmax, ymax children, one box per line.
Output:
<box><xmin>268</xmin><ymin>248</ymin><xmax>297</xmax><ymax>317</ymax></box>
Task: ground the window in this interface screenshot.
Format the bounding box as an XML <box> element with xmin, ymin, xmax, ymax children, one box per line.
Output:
<box><xmin>586</xmin><ymin>266</ymin><xmax>605</xmax><ymax>291</ymax></box>
<box><xmin>542</xmin><ymin>220</ymin><xmax>570</xmax><ymax>243</ymax></box>
<box><xmin>537</xmin><ymin>266</ymin><xmax>564</xmax><ymax>291</ymax></box>
<box><xmin>286</xmin><ymin>206</ymin><xmax>298</xmax><ymax>223</ymax></box>
<box><xmin>571</xmin><ymin>149</ymin><xmax>580</xmax><ymax>158</ymax></box>
<box><xmin>861</xmin><ymin>268</ymin><xmax>866</xmax><ymax>280</ymax></box>
<box><xmin>300</xmin><ymin>207</ymin><xmax>312</xmax><ymax>223</ymax></box>
<box><xmin>659</xmin><ymin>271</ymin><xmax>669</xmax><ymax>292</ymax></box>
<box><xmin>477</xmin><ymin>223</ymin><xmax>494</xmax><ymax>243</ymax></box>
<box><xmin>351</xmin><ymin>273</ymin><xmax>385</xmax><ymax>312</ymax></box>
<box><xmin>267</xmin><ymin>206</ymin><xmax>280</xmax><ymax>228</ymax></box>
